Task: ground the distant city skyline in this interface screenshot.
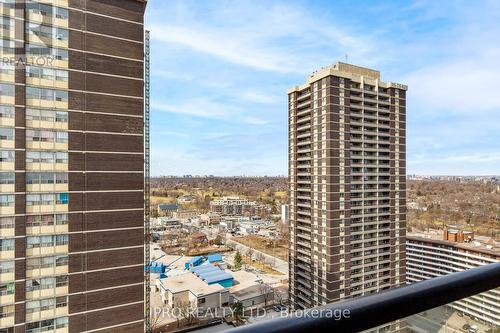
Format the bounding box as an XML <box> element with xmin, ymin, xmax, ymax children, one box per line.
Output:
<box><xmin>146</xmin><ymin>0</ymin><xmax>500</xmax><ymax>176</ymax></box>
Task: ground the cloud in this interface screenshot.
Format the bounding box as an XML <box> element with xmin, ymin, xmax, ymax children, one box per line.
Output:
<box><xmin>243</xmin><ymin>116</ymin><xmax>270</xmax><ymax>125</ymax></box>
<box><xmin>152</xmin><ymin>98</ymin><xmax>233</xmax><ymax>118</ymax></box>
<box><xmin>148</xmin><ymin>1</ymin><xmax>374</xmax><ymax>73</ymax></box>
<box><xmin>240</xmin><ymin>90</ymin><xmax>280</xmax><ymax>104</ymax></box>
<box><xmin>404</xmin><ymin>55</ymin><xmax>500</xmax><ymax>115</ymax></box>
<box><xmin>147</xmin><ymin>0</ymin><xmax>500</xmax><ymax>176</ymax></box>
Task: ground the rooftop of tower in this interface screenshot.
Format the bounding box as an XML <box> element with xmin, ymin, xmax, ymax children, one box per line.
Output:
<box><xmin>288</xmin><ymin>61</ymin><xmax>407</xmax><ymax>93</ymax></box>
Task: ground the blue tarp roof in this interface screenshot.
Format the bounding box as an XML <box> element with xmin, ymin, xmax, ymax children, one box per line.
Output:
<box><xmin>190</xmin><ymin>263</ymin><xmax>233</xmax><ymax>284</ymax></box>
<box><xmin>207</xmin><ymin>253</ymin><xmax>222</xmax><ymax>263</ymax></box>
<box><xmin>187</xmin><ymin>256</ymin><xmax>203</xmax><ymax>264</ymax></box>
<box><xmin>204</xmin><ymin>272</ymin><xmax>233</xmax><ymax>284</ymax></box>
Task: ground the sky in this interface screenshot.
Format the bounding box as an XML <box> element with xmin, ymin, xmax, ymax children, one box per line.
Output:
<box><xmin>145</xmin><ymin>0</ymin><xmax>500</xmax><ymax>176</ymax></box>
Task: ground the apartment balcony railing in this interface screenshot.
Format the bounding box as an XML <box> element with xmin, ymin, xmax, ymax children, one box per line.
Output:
<box><xmin>225</xmin><ymin>262</ymin><xmax>500</xmax><ymax>333</ymax></box>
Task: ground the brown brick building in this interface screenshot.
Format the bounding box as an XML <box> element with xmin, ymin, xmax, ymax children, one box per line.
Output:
<box><xmin>0</xmin><ymin>1</ymin><xmax>146</xmax><ymax>332</ymax></box>
<box><xmin>287</xmin><ymin>62</ymin><xmax>407</xmax><ymax>315</ymax></box>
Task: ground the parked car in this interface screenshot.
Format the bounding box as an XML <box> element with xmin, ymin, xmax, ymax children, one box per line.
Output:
<box><xmin>273</xmin><ymin>304</ymin><xmax>287</xmax><ymax>312</ymax></box>
<box><xmin>462</xmin><ymin>324</ymin><xmax>471</xmax><ymax>331</ymax></box>
<box><xmin>469</xmin><ymin>325</ymin><xmax>478</xmax><ymax>333</ymax></box>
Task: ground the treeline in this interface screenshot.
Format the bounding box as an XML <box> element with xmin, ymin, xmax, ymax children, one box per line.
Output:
<box><xmin>408</xmin><ymin>180</ymin><xmax>500</xmax><ymax>238</ymax></box>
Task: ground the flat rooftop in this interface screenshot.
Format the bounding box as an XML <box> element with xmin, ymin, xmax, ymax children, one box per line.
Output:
<box><xmin>231</xmin><ymin>284</ymin><xmax>265</xmax><ymax>300</ymax></box>
<box><xmin>408</xmin><ymin>229</ymin><xmax>499</xmax><ymax>256</ymax></box>
<box><xmin>229</xmin><ymin>270</ymin><xmax>262</xmax><ymax>293</ymax></box>
<box><xmin>288</xmin><ymin>61</ymin><xmax>407</xmax><ymax>93</ymax></box>
<box><xmin>159</xmin><ymin>273</ymin><xmax>225</xmax><ymax>296</ymax></box>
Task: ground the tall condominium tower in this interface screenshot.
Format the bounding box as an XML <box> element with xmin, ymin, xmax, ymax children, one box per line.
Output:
<box><xmin>288</xmin><ymin>62</ymin><xmax>407</xmax><ymax>310</ymax></box>
<box><xmin>0</xmin><ymin>1</ymin><xmax>146</xmax><ymax>332</ymax></box>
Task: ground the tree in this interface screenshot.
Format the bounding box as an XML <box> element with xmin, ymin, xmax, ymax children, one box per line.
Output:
<box><xmin>255</xmin><ymin>251</ymin><xmax>265</xmax><ymax>265</ymax></box>
<box><xmin>213</xmin><ymin>235</ymin><xmax>223</xmax><ymax>246</ymax></box>
<box><xmin>231</xmin><ymin>302</ymin><xmax>244</xmax><ymax>325</ymax></box>
<box><xmin>173</xmin><ymin>299</ymin><xmax>197</xmax><ymax>327</ymax></box>
<box><xmin>259</xmin><ymin>283</ymin><xmax>273</xmax><ymax>308</ymax></box>
<box><xmin>234</xmin><ymin>250</ymin><xmax>242</xmax><ymax>269</ymax></box>
<box><xmin>245</xmin><ymin>248</ymin><xmax>254</xmax><ymax>261</ymax></box>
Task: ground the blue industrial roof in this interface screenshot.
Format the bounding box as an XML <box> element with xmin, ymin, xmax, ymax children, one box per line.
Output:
<box><xmin>190</xmin><ymin>263</ymin><xmax>233</xmax><ymax>285</ymax></box>
<box><xmin>204</xmin><ymin>272</ymin><xmax>233</xmax><ymax>284</ymax></box>
<box><xmin>187</xmin><ymin>256</ymin><xmax>203</xmax><ymax>264</ymax></box>
<box><xmin>158</xmin><ymin>204</ymin><xmax>179</xmax><ymax>210</ymax></box>
<box><xmin>191</xmin><ymin>264</ymin><xmax>217</xmax><ymax>275</ymax></box>
<box><xmin>207</xmin><ymin>253</ymin><xmax>223</xmax><ymax>263</ymax></box>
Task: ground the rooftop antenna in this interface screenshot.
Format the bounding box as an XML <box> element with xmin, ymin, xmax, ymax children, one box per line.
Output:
<box><xmin>345</xmin><ymin>54</ymin><xmax>348</xmax><ymax>63</ymax></box>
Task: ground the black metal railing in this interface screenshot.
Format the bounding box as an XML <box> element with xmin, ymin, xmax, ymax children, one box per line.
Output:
<box><xmin>225</xmin><ymin>262</ymin><xmax>500</xmax><ymax>333</ymax></box>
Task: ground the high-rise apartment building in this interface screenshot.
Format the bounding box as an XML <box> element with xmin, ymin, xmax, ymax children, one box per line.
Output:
<box><xmin>288</xmin><ymin>62</ymin><xmax>407</xmax><ymax>310</ymax></box>
<box><xmin>0</xmin><ymin>1</ymin><xmax>146</xmax><ymax>332</ymax></box>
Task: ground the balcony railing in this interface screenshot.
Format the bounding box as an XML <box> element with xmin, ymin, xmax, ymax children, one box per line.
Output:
<box><xmin>224</xmin><ymin>262</ymin><xmax>500</xmax><ymax>333</ymax></box>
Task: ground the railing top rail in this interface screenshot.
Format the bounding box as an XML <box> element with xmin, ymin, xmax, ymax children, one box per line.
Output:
<box><xmin>224</xmin><ymin>262</ymin><xmax>500</xmax><ymax>333</ymax></box>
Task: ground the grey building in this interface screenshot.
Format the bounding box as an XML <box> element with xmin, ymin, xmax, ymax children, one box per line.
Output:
<box><xmin>287</xmin><ymin>62</ymin><xmax>407</xmax><ymax>312</ymax></box>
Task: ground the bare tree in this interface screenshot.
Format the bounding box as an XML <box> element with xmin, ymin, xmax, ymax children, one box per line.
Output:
<box><xmin>258</xmin><ymin>283</ymin><xmax>274</xmax><ymax>308</ymax></box>
<box><xmin>255</xmin><ymin>252</ymin><xmax>265</xmax><ymax>265</ymax></box>
<box><xmin>173</xmin><ymin>299</ymin><xmax>198</xmax><ymax>327</ymax></box>
<box><xmin>245</xmin><ymin>248</ymin><xmax>254</xmax><ymax>262</ymax></box>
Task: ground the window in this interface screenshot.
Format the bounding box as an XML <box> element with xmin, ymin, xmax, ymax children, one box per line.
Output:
<box><xmin>0</xmin><ymin>0</ymin><xmax>15</xmax><ymax>8</ymax></box>
<box><xmin>27</xmin><ymin>23</ymin><xmax>68</xmax><ymax>42</ymax></box>
<box><xmin>56</xmin><ymin>275</ymin><xmax>68</xmax><ymax>287</ymax></box>
<box><xmin>26</xmin><ymin>214</ymin><xmax>52</xmax><ymax>227</ymax></box>
<box><xmin>26</xmin><ymin>44</ymin><xmax>69</xmax><ymax>61</ymax></box>
<box><xmin>26</xmin><ymin>172</ymin><xmax>67</xmax><ymax>185</ymax></box>
<box><xmin>55</xmin><ymin>234</ymin><xmax>68</xmax><ymax>246</ymax></box>
<box><xmin>26</xmin><ymin>129</ymin><xmax>68</xmax><ymax>143</ymax></box>
<box><xmin>0</xmin><ymin>238</ymin><xmax>14</xmax><ymax>251</ymax></box>
<box><xmin>0</xmin><ymin>38</ymin><xmax>14</xmax><ymax>54</ymax></box>
<box><xmin>0</xmin><ymin>15</ymin><xmax>13</xmax><ymax>30</ymax></box>
<box><xmin>0</xmin><ymin>217</ymin><xmax>14</xmax><ymax>229</ymax></box>
<box><xmin>26</xmin><ymin>193</ymin><xmax>68</xmax><ymax>206</ymax></box>
<box><xmin>0</xmin><ymin>305</ymin><xmax>14</xmax><ymax>320</ymax></box>
<box><xmin>0</xmin><ymin>62</ymin><xmax>14</xmax><ymax>75</ymax></box>
<box><xmin>0</xmin><ymin>282</ymin><xmax>14</xmax><ymax>296</ymax></box>
<box><xmin>26</xmin><ymin>150</ymin><xmax>67</xmax><ymax>164</ymax></box>
<box><xmin>27</xmin><ymin>108</ymin><xmax>67</xmax><ymax>122</ymax></box>
<box><xmin>55</xmin><ymin>111</ymin><xmax>68</xmax><ymax>122</ymax></box>
<box><xmin>27</xmin><ymin>234</ymin><xmax>68</xmax><ymax>248</ymax></box>
<box><xmin>26</xmin><ymin>275</ymin><xmax>68</xmax><ymax>292</ymax></box>
<box><xmin>0</xmin><ymin>172</ymin><xmax>14</xmax><ymax>184</ymax></box>
<box><xmin>26</xmin><ymin>297</ymin><xmax>67</xmax><ymax>314</ymax></box>
<box><xmin>56</xmin><ymin>131</ymin><xmax>68</xmax><ymax>142</ymax></box>
<box><xmin>55</xmin><ymin>173</ymin><xmax>68</xmax><ymax>184</ymax></box>
<box><xmin>0</xmin><ymin>83</ymin><xmax>14</xmax><ymax>96</ymax></box>
<box><xmin>56</xmin><ymin>152</ymin><xmax>68</xmax><ymax>163</ymax></box>
<box><xmin>57</xmin><ymin>193</ymin><xmax>68</xmax><ymax>204</ymax></box>
<box><xmin>0</xmin><ymin>194</ymin><xmax>14</xmax><ymax>207</ymax></box>
<box><xmin>0</xmin><ymin>105</ymin><xmax>14</xmax><ymax>118</ymax></box>
<box><xmin>0</xmin><ymin>150</ymin><xmax>14</xmax><ymax>162</ymax></box>
<box><xmin>0</xmin><ymin>260</ymin><xmax>14</xmax><ymax>273</ymax></box>
<box><xmin>41</xmin><ymin>130</ymin><xmax>54</xmax><ymax>142</ymax></box>
<box><xmin>26</xmin><ymin>1</ymin><xmax>68</xmax><ymax>20</ymax></box>
<box><xmin>55</xmin><ymin>255</ymin><xmax>68</xmax><ymax>266</ymax></box>
<box><xmin>26</xmin><ymin>255</ymin><xmax>67</xmax><ymax>270</ymax></box>
<box><xmin>26</xmin><ymin>87</ymin><xmax>68</xmax><ymax>102</ymax></box>
<box><xmin>26</xmin><ymin>66</ymin><xmax>68</xmax><ymax>82</ymax></box>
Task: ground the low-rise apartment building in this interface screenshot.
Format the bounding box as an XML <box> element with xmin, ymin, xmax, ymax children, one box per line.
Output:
<box><xmin>407</xmin><ymin>228</ymin><xmax>499</xmax><ymax>326</ymax></box>
<box><xmin>210</xmin><ymin>197</ymin><xmax>256</xmax><ymax>216</ymax></box>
